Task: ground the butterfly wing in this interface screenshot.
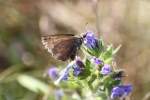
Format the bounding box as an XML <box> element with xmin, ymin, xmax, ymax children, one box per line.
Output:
<box><xmin>41</xmin><ymin>34</ymin><xmax>74</xmax><ymax>53</ymax></box>
<box><xmin>41</xmin><ymin>34</ymin><xmax>82</xmax><ymax>61</ymax></box>
<box><xmin>52</xmin><ymin>37</ymin><xmax>82</xmax><ymax>61</ymax></box>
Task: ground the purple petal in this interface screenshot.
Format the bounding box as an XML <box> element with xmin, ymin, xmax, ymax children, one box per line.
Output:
<box><xmin>73</xmin><ymin>59</ymin><xmax>85</xmax><ymax>76</ymax></box>
<box><xmin>48</xmin><ymin>67</ymin><xmax>58</xmax><ymax>80</ymax></box>
<box><xmin>83</xmin><ymin>31</ymin><xmax>99</xmax><ymax>49</ymax></box>
<box><xmin>91</xmin><ymin>57</ymin><xmax>103</xmax><ymax>65</ymax></box>
<box><xmin>111</xmin><ymin>84</ymin><xmax>133</xmax><ymax>99</ymax></box>
<box><xmin>111</xmin><ymin>87</ymin><xmax>124</xmax><ymax>99</ymax></box>
<box><xmin>54</xmin><ymin>61</ymin><xmax>74</xmax><ymax>85</ymax></box>
<box><xmin>118</xmin><ymin>84</ymin><xmax>133</xmax><ymax>96</ymax></box>
<box><xmin>100</xmin><ymin>64</ymin><xmax>112</xmax><ymax>75</ymax></box>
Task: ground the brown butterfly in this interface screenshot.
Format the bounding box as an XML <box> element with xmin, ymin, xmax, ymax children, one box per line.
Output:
<box><xmin>41</xmin><ymin>34</ymin><xmax>85</xmax><ymax>61</ymax></box>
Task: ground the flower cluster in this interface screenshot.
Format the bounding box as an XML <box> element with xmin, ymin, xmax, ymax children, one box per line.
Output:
<box><xmin>111</xmin><ymin>84</ymin><xmax>133</xmax><ymax>99</ymax></box>
<box><xmin>84</xmin><ymin>31</ymin><xmax>99</xmax><ymax>49</ymax></box>
<box><xmin>73</xmin><ymin>59</ymin><xmax>85</xmax><ymax>76</ymax></box>
<box><xmin>47</xmin><ymin>31</ymin><xmax>132</xmax><ymax>100</ymax></box>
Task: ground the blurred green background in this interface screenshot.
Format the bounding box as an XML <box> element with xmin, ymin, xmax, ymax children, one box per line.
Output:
<box><xmin>0</xmin><ymin>0</ymin><xmax>150</xmax><ymax>100</ymax></box>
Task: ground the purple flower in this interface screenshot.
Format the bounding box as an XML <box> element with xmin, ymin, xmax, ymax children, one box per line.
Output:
<box><xmin>59</xmin><ymin>64</ymin><xmax>71</xmax><ymax>81</ymax></box>
<box><xmin>84</xmin><ymin>31</ymin><xmax>99</xmax><ymax>49</ymax></box>
<box><xmin>91</xmin><ymin>57</ymin><xmax>103</xmax><ymax>65</ymax></box>
<box><xmin>48</xmin><ymin>67</ymin><xmax>58</xmax><ymax>80</ymax></box>
<box><xmin>73</xmin><ymin>59</ymin><xmax>85</xmax><ymax>76</ymax></box>
<box><xmin>111</xmin><ymin>84</ymin><xmax>133</xmax><ymax>99</ymax></box>
<box><xmin>54</xmin><ymin>61</ymin><xmax>74</xmax><ymax>85</ymax></box>
<box><xmin>111</xmin><ymin>87</ymin><xmax>124</xmax><ymax>99</ymax></box>
<box><xmin>73</xmin><ymin>67</ymin><xmax>81</xmax><ymax>76</ymax></box>
<box><xmin>100</xmin><ymin>64</ymin><xmax>112</xmax><ymax>75</ymax></box>
<box><xmin>61</xmin><ymin>73</ymin><xmax>68</xmax><ymax>80</ymax></box>
<box><xmin>119</xmin><ymin>84</ymin><xmax>133</xmax><ymax>96</ymax></box>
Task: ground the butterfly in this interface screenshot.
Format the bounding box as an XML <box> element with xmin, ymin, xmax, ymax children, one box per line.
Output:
<box><xmin>41</xmin><ymin>34</ymin><xmax>85</xmax><ymax>61</ymax></box>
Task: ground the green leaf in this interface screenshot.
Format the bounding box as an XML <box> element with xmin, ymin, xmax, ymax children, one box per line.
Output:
<box><xmin>88</xmin><ymin>74</ymin><xmax>97</xmax><ymax>87</ymax></box>
<box><xmin>66</xmin><ymin>81</ymin><xmax>81</xmax><ymax>89</ymax></box>
<box><xmin>78</xmin><ymin>68</ymin><xmax>91</xmax><ymax>80</ymax></box>
<box><xmin>112</xmin><ymin>45</ymin><xmax>122</xmax><ymax>55</ymax></box>
<box><xmin>17</xmin><ymin>74</ymin><xmax>50</xmax><ymax>95</ymax></box>
<box><xmin>82</xmin><ymin>46</ymin><xmax>93</xmax><ymax>56</ymax></box>
<box><xmin>101</xmin><ymin>45</ymin><xmax>113</xmax><ymax>60</ymax></box>
<box><xmin>98</xmin><ymin>39</ymin><xmax>105</xmax><ymax>53</ymax></box>
<box><xmin>85</xmin><ymin>58</ymin><xmax>91</xmax><ymax>69</ymax></box>
<box><xmin>101</xmin><ymin>75</ymin><xmax>121</xmax><ymax>95</ymax></box>
<box><xmin>96</xmin><ymin>89</ymin><xmax>107</xmax><ymax>100</ymax></box>
<box><xmin>104</xmin><ymin>57</ymin><xmax>113</xmax><ymax>64</ymax></box>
